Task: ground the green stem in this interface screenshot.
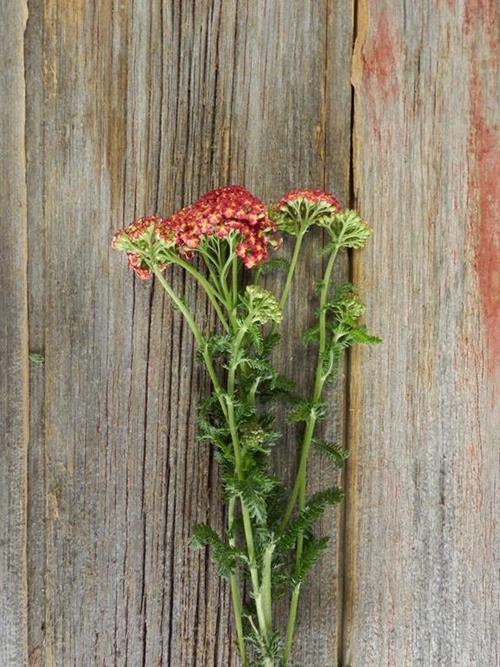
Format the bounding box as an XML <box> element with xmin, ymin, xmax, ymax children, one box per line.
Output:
<box><xmin>281</xmin><ymin>243</ymin><xmax>340</xmax><ymax>662</ymax></box>
<box><xmin>152</xmin><ymin>267</ymin><xmax>204</xmax><ymax>347</ymax></box>
<box><xmin>279</xmin><ymin>229</ymin><xmax>306</xmax><ymax>310</ymax></box>
<box><xmin>153</xmin><ymin>263</ymin><xmax>272</xmax><ymax>663</ymax></box>
<box><xmin>197</xmin><ymin>242</ymin><xmax>239</xmax><ymax>329</ymax></box>
<box><xmin>280</xmin><ymin>417</ymin><xmax>317</xmax><ymax>530</ymax></box>
<box><xmin>282</xmin><ymin>584</ymin><xmax>300</xmax><ymax>664</ymax></box>
<box><xmin>228</xmin><ymin>497</ymin><xmax>248</xmax><ymax>665</ymax></box>
<box><xmin>170</xmin><ymin>254</ymin><xmax>230</xmax><ymax>332</ymax></box>
<box><xmin>226</xmin><ymin>319</ymin><xmax>270</xmax><ymax>643</ymax></box>
<box><xmin>152</xmin><ymin>267</ymin><xmax>228</xmax><ymax>421</ymax></box>
<box><xmin>226</xmin><ymin>395</ymin><xmax>269</xmax><ymax>643</ymax></box>
<box><xmin>281</xmin><ymin>243</ymin><xmax>339</xmax><ymax>528</ymax></box>
<box><xmin>261</xmin><ymin>542</ymin><xmax>274</xmax><ymax>632</ymax></box>
<box><xmin>216</xmin><ymin>248</ymin><xmax>239</xmax><ymax>331</ymax></box>
<box><xmin>232</xmin><ymin>255</ymin><xmax>239</xmax><ymax>306</ymax></box>
<box><xmin>200</xmin><ymin>246</ymin><xmax>223</xmax><ymax>288</ymax></box>
<box><xmin>232</xmin><ymin>315</ymin><xmax>275</xmax><ymax>659</ymax></box>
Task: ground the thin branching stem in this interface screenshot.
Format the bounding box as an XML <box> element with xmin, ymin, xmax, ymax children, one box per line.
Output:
<box><xmin>281</xmin><ymin>242</ymin><xmax>340</xmax><ymax>661</ymax></box>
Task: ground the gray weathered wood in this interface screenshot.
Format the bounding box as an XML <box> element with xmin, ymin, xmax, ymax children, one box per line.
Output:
<box><xmin>228</xmin><ymin>2</ymin><xmax>353</xmax><ymax>664</ymax></box>
<box><xmin>0</xmin><ymin>2</ymin><xmax>29</xmax><ymax>665</ymax></box>
<box><xmin>22</xmin><ymin>1</ymin><xmax>353</xmax><ymax>665</ymax></box>
<box><xmin>8</xmin><ymin>1</ymin><xmax>498</xmax><ymax>665</ymax></box>
<box><xmin>345</xmin><ymin>1</ymin><xmax>500</xmax><ymax>665</ymax></box>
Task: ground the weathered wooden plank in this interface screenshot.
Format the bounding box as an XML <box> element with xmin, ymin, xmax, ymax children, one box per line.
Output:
<box><xmin>25</xmin><ymin>1</ymin><xmax>234</xmax><ymax>663</ymax></box>
<box><xmin>0</xmin><ymin>1</ymin><xmax>29</xmax><ymax>665</ymax></box>
<box><xmin>345</xmin><ymin>1</ymin><xmax>500</xmax><ymax>665</ymax></box>
<box><xmin>25</xmin><ymin>1</ymin><xmax>353</xmax><ymax>664</ymax></box>
<box><xmin>228</xmin><ymin>2</ymin><xmax>353</xmax><ymax>664</ymax></box>
<box><xmin>25</xmin><ymin>2</ymin><xmax>48</xmax><ymax>664</ymax></box>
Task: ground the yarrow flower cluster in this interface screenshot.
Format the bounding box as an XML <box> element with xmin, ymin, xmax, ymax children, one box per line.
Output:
<box><xmin>276</xmin><ymin>188</ymin><xmax>342</xmax><ymax>209</ymax></box>
<box><xmin>112</xmin><ymin>215</ymin><xmax>173</xmax><ymax>279</ymax></box>
<box><xmin>188</xmin><ymin>186</ymin><xmax>280</xmax><ymax>268</ymax></box>
<box><xmin>271</xmin><ymin>188</ymin><xmax>342</xmax><ymax>237</ymax></box>
<box><xmin>112</xmin><ymin>183</ymin><xmax>378</xmax><ymax>667</ymax></box>
<box><xmin>113</xmin><ymin>186</ymin><xmax>280</xmax><ymax>279</ymax></box>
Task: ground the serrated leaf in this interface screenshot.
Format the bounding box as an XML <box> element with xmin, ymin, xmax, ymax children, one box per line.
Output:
<box><xmin>312</xmin><ymin>438</ymin><xmax>350</xmax><ymax>467</ymax></box>
<box><xmin>224</xmin><ymin>470</ymin><xmax>277</xmax><ymax>524</ymax></box>
<box><xmin>303</xmin><ymin>325</ymin><xmax>320</xmax><ymax>344</ymax></box>
<box><xmin>288</xmin><ymin>399</ymin><xmax>326</xmax><ymax>423</ymax></box>
<box><xmin>245</xmin><ymin>357</ymin><xmax>275</xmax><ymax>378</ymax></box>
<box><xmin>266</xmin><ymin>373</ymin><xmax>296</xmax><ymax>401</ymax></box>
<box><xmin>254</xmin><ymin>256</ymin><xmax>290</xmax><ymax>280</ymax></box>
<box><xmin>246</xmin><ymin>324</ymin><xmax>265</xmax><ymax>354</ymax></box>
<box><xmin>292</xmin><ymin>536</ymin><xmax>330</xmax><ymax>585</ymax></box>
<box><xmin>190</xmin><ymin>524</ymin><xmax>239</xmax><ymax>577</ymax></box>
<box><xmin>278</xmin><ymin>487</ymin><xmax>344</xmax><ymax>551</ymax></box>
<box><xmin>314</xmin><ymin>278</ymin><xmax>326</xmax><ymax>293</ymax></box>
<box><xmin>200</xmin><ymin>333</ymin><xmax>232</xmax><ymax>360</ymax></box>
<box><xmin>261</xmin><ymin>330</ymin><xmax>281</xmax><ymax>355</ymax></box>
<box><xmin>348</xmin><ymin>326</ymin><xmax>382</xmax><ymax>345</ymax></box>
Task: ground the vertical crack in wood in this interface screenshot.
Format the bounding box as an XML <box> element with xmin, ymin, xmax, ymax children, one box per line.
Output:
<box><xmin>21</xmin><ymin>4</ymin><xmax>31</xmax><ymax>664</ymax></box>
<box><xmin>140</xmin><ymin>280</ymin><xmax>155</xmax><ymax>667</ymax></box>
<box><xmin>322</xmin><ymin>0</ymin><xmax>330</xmax><ymax>192</ymax></box>
<box><xmin>21</xmin><ymin>7</ymin><xmax>30</xmax><ymax>667</ymax></box>
<box><xmin>340</xmin><ymin>0</ymin><xmax>366</xmax><ymax>664</ymax></box>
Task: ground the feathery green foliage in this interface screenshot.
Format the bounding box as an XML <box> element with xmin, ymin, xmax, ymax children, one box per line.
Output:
<box><xmin>190</xmin><ymin>524</ymin><xmax>240</xmax><ymax>577</ymax></box>
<box><xmin>278</xmin><ymin>488</ymin><xmax>344</xmax><ymax>551</ymax></box>
<box><xmin>114</xmin><ymin>187</ymin><xmax>379</xmax><ymax>666</ymax></box>
<box><xmin>312</xmin><ymin>438</ymin><xmax>350</xmax><ymax>468</ymax></box>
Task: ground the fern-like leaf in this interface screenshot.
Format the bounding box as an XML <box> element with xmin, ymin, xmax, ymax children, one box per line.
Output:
<box><xmin>292</xmin><ymin>536</ymin><xmax>330</xmax><ymax>586</ymax></box>
<box><xmin>288</xmin><ymin>399</ymin><xmax>326</xmax><ymax>423</ymax></box>
<box><xmin>312</xmin><ymin>438</ymin><xmax>350</xmax><ymax>468</ymax></box>
<box><xmin>190</xmin><ymin>524</ymin><xmax>239</xmax><ymax>577</ymax></box>
<box><xmin>278</xmin><ymin>487</ymin><xmax>344</xmax><ymax>550</ymax></box>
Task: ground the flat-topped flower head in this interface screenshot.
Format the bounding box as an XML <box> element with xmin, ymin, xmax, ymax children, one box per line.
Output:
<box><xmin>112</xmin><ymin>186</ymin><xmax>281</xmax><ymax>278</ymax></box>
<box><xmin>273</xmin><ymin>188</ymin><xmax>342</xmax><ymax>235</ymax></box>
<box><xmin>277</xmin><ymin>189</ymin><xmax>342</xmax><ymax>210</ymax></box>
<box><xmin>172</xmin><ymin>185</ymin><xmax>279</xmax><ymax>268</ymax></box>
<box><xmin>112</xmin><ymin>215</ymin><xmax>173</xmax><ymax>279</ymax></box>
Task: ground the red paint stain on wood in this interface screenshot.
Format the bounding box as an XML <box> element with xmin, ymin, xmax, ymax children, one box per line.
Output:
<box><xmin>362</xmin><ymin>11</ymin><xmax>398</xmax><ymax>100</ymax></box>
<box><xmin>469</xmin><ymin>62</ymin><xmax>500</xmax><ymax>375</ymax></box>
<box><xmin>464</xmin><ymin>0</ymin><xmax>499</xmax><ymax>58</ymax></box>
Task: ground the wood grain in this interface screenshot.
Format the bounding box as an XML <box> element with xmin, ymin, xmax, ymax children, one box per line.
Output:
<box><xmin>0</xmin><ymin>2</ymin><xmax>29</xmax><ymax>665</ymax></box>
<box><xmin>21</xmin><ymin>1</ymin><xmax>353</xmax><ymax>665</ymax></box>
<box><xmin>5</xmin><ymin>0</ymin><xmax>497</xmax><ymax>665</ymax></box>
<box><xmin>345</xmin><ymin>1</ymin><xmax>500</xmax><ymax>665</ymax></box>
<box><xmin>227</xmin><ymin>2</ymin><xmax>353</xmax><ymax>664</ymax></box>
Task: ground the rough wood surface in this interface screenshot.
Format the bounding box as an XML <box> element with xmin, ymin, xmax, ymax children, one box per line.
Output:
<box><xmin>0</xmin><ymin>2</ymin><xmax>29</xmax><ymax>665</ymax></box>
<box><xmin>345</xmin><ymin>1</ymin><xmax>500</xmax><ymax>666</ymax></box>
<box><xmin>19</xmin><ymin>1</ymin><xmax>353</xmax><ymax>665</ymax></box>
<box><xmin>3</xmin><ymin>0</ymin><xmax>499</xmax><ymax>665</ymax></box>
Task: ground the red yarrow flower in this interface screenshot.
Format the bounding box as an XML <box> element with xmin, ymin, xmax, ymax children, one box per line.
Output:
<box><xmin>273</xmin><ymin>189</ymin><xmax>342</xmax><ymax>235</ymax></box>
<box><xmin>277</xmin><ymin>188</ymin><xmax>342</xmax><ymax>210</ymax></box>
<box><xmin>112</xmin><ymin>215</ymin><xmax>171</xmax><ymax>279</ymax></box>
<box><xmin>125</xmin><ymin>251</ymin><xmax>154</xmax><ymax>280</ymax></box>
<box><xmin>165</xmin><ymin>185</ymin><xmax>279</xmax><ymax>268</ymax></box>
<box><xmin>113</xmin><ymin>187</ymin><xmax>281</xmax><ymax>279</ymax></box>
